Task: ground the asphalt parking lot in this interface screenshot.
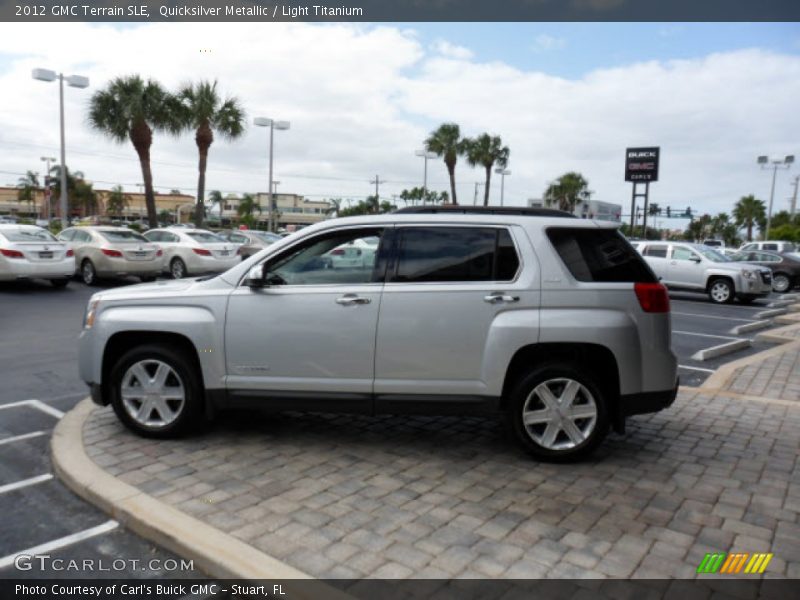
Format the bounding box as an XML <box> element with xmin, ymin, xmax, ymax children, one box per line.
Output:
<box><xmin>0</xmin><ymin>276</ymin><xmax>792</xmax><ymax>579</ymax></box>
<box><xmin>0</xmin><ymin>278</ymin><xmax>202</xmax><ymax>579</ymax></box>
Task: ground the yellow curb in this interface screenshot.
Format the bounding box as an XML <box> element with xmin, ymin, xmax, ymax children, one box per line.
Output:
<box><xmin>52</xmin><ymin>398</ymin><xmax>353</xmax><ymax>596</ymax></box>
<box><xmin>700</xmin><ymin>339</ymin><xmax>800</xmax><ymax>392</ymax></box>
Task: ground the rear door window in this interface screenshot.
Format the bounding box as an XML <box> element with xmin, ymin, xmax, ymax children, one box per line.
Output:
<box><xmin>643</xmin><ymin>245</ymin><xmax>668</xmax><ymax>258</ymax></box>
<box><xmin>391</xmin><ymin>227</ymin><xmax>519</xmax><ymax>283</ymax></box>
<box><xmin>547</xmin><ymin>228</ymin><xmax>656</xmax><ymax>283</ymax></box>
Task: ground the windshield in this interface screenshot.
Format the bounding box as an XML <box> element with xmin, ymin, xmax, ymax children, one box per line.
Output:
<box><xmin>696</xmin><ymin>247</ymin><xmax>730</xmax><ymax>262</ymax></box>
<box><xmin>186</xmin><ymin>231</ymin><xmax>225</xmax><ymax>244</ymax></box>
<box><xmin>0</xmin><ymin>228</ymin><xmax>58</xmax><ymax>242</ymax></box>
<box><xmin>252</xmin><ymin>231</ymin><xmax>282</xmax><ymax>243</ymax></box>
<box><xmin>99</xmin><ymin>230</ymin><xmax>149</xmax><ymax>243</ymax></box>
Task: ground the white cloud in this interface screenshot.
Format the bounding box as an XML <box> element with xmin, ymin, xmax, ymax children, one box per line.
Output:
<box><xmin>0</xmin><ymin>23</ymin><xmax>798</xmax><ymax>219</ymax></box>
<box><xmin>532</xmin><ymin>34</ymin><xmax>567</xmax><ymax>53</ymax></box>
<box><xmin>433</xmin><ymin>40</ymin><xmax>474</xmax><ymax>60</ymax></box>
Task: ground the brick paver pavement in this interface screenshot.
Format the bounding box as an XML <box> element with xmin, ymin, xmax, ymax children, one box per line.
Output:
<box><xmin>723</xmin><ymin>344</ymin><xmax>800</xmax><ymax>402</ymax></box>
<box><xmin>81</xmin><ymin>387</ymin><xmax>800</xmax><ymax>579</ymax></box>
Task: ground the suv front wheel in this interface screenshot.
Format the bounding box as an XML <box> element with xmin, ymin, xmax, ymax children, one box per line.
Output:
<box><xmin>109</xmin><ymin>344</ymin><xmax>202</xmax><ymax>438</ymax></box>
<box><xmin>707</xmin><ymin>278</ymin><xmax>734</xmax><ymax>304</ymax></box>
<box><xmin>507</xmin><ymin>364</ymin><xmax>609</xmax><ymax>461</ymax></box>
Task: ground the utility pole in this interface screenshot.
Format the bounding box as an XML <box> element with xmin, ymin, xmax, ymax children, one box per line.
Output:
<box><xmin>473</xmin><ymin>182</ymin><xmax>484</xmax><ymax>206</ymax></box>
<box><xmin>791</xmin><ymin>175</ymin><xmax>799</xmax><ymax>218</ymax></box>
<box><xmin>369</xmin><ymin>175</ymin><xmax>386</xmax><ymax>213</ymax></box>
<box><xmin>40</xmin><ymin>156</ymin><xmax>56</xmax><ymax>219</ymax></box>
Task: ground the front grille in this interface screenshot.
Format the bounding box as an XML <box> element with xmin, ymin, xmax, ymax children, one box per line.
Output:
<box><xmin>761</xmin><ymin>271</ymin><xmax>772</xmax><ymax>284</ymax></box>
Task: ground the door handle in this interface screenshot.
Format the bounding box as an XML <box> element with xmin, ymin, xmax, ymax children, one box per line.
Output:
<box><xmin>484</xmin><ymin>293</ymin><xmax>520</xmax><ymax>304</ymax></box>
<box><xmin>336</xmin><ymin>295</ymin><xmax>371</xmax><ymax>306</ymax></box>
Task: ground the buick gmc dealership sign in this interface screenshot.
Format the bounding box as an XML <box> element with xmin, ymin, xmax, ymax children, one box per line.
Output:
<box><xmin>625</xmin><ymin>147</ymin><xmax>660</xmax><ymax>182</ymax></box>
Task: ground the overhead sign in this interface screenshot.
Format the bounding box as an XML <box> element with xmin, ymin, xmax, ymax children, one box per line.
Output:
<box><xmin>625</xmin><ymin>147</ymin><xmax>660</xmax><ymax>182</ymax></box>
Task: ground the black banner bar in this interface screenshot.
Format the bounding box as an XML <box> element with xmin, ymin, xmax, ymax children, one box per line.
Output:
<box><xmin>1</xmin><ymin>0</ymin><xmax>799</xmax><ymax>22</ymax></box>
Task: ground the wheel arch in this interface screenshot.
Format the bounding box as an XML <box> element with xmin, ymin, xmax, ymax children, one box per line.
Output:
<box><xmin>500</xmin><ymin>342</ymin><xmax>623</xmax><ymax>433</ymax></box>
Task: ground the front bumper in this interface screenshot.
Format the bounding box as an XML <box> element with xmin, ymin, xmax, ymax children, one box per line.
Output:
<box><xmin>89</xmin><ymin>382</ymin><xmax>106</xmax><ymax>406</ymax></box>
<box><xmin>619</xmin><ymin>378</ymin><xmax>679</xmax><ymax>417</ymax></box>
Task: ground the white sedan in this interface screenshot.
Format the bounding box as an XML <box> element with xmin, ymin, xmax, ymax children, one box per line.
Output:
<box><xmin>0</xmin><ymin>224</ymin><xmax>75</xmax><ymax>287</ymax></box>
<box><xmin>143</xmin><ymin>228</ymin><xmax>239</xmax><ymax>279</ymax></box>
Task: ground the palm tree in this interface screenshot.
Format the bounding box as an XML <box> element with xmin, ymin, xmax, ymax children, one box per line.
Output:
<box><xmin>105</xmin><ymin>185</ymin><xmax>131</xmax><ymax>218</ymax></box>
<box><xmin>733</xmin><ymin>194</ymin><xmax>766</xmax><ymax>242</ymax></box>
<box><xmin>177</xmin><ymin>80</ymin><xmax>246</xmax><ymax>228</ymax></box>
<box><xmin>425</xmin><ymin>123</ymin><xmax>465</xmax><ymax>205</ymax></box>
<box><xmin>236</xmin><ymin>193</ymin><xmax>261</xmax><ymax>227</ymax></box>
<box><xmin>88</xmin><ymin>75</ymin><xmax>184</xmax><ymax>228</ymax></box>
<box><xmin>325</xmin><ymin>198</ymin><xmax>342</xmax><ymax>217</ymax></box>
<box><xmin>207</xmin><ymin>190</ymin><xmax>224</xmax><ymax>216</ymax></box>
<box><xmin>48</xmin><ymin>166</ymin><xmax>85</xmax><ymax>218</ymax></box>
<box><xmin>16</xmin><ymin>171</ymin><xmax>40</xmax><ymax>214</ymax></box>
<box><xmin>543</xmin><ymin>172</ymin><xmax>590</xmax><ymax>213</ymax></box>
<box><xmin>465</xmin><ymin>134</ymin><xmax>510</xmax><ymax>206</ymax></box>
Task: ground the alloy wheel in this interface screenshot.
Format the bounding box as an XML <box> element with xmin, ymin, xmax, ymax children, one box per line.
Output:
<box><xmin>521</xmin><ymin>378</ymin><xmax>598</xmax><ymax>451</ymax></box>
<box><xmin>120</xmin><ymin>359</ymin><xmax>186</xmax><ymax>429</ymax></box>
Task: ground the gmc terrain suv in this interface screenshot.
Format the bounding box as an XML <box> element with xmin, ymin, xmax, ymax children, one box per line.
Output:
<box><xmin>637</xmin><ymin>241</ymin><xmax>772</xmax><ymax>304</ymax></box>
<box><xmin>78</xmin><ymin>207</ymin><xmax>678</xmax><ymax>460</ymax></box>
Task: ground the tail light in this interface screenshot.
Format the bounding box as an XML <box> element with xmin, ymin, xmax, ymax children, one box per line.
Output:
<box><xmin>330</xmin><ymin>248</ymin><xmax>345</xmax><ymax>255</ymax></box>
<box><xmin>101</xmin><ymin>248</ymin><xmax>123</xmax><ymax>258</ymax></box>
<box><xmin>156</xmin><ymin>249</ymin><xmax>163</xmax><ymax>257</ymax></box>
<box><xmin>66</xmin><ymin>249</ymin><xmax>74</xmax><ymax>257</ymax></box>
<box><xmin>0</xmin><ymin>248</ymin><xmax>24</xmax><ymax>259</ymax></box>
<box><xmin>193</xmin><ymin>248</ymin><xmax>211</xmax><ymax>256</ymax></box>
<box><xmin>635</xmin><ymin>282</ymin><xmax>670</xmax><ymax>313</ymax></box>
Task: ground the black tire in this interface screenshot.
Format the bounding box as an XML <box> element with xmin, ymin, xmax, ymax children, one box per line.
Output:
<box><xmin>772</xmin><ymin>273</ymin><xmax>791</xmax><ymax>293</ymax></box>
<box><xmin>170</xmin><ymin>257</ymin><xmax>187</xmax><ymax>279</ymax></box>
<box><xmin>507</xmin><ymin>364</ymin><xmax>609</xmax><ymax>462</ymax></box>
<box><xmin>50</xmin><ymin>278</ymin><xmax>70</xmax><ymax>288</ymax></box>
<box><xmin>81</xmin><ymin>259</ymin><xmax>97</xmax><ymax>286</ymax></box>
<box><xmin>707</xmin><ymin>277</ymin><xmax>734</xmax><ymax>304</ymax></box>
<box><xmin>109</xmin><ymin>344</ymin><xmax>203</xmax><ymax>438</ymax></box>
<box><xmin>737</xmin><ymin>296</ymin><xmax>756</xmax><ymax>305</ymax></box>
<box><xmin>139</xmin><ymin>275</ymin><xmax>156</xmax><ymax>283</ymax></box>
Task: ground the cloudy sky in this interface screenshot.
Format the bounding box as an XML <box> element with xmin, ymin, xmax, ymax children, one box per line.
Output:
<box><xmin>0</xmin><ymin>22</ymin><xmax>799</xmax><ymax>222</ymax></box>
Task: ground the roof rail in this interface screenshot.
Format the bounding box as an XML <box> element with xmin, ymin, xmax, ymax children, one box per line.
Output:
<box><xmin>394</xmin><ymin>205</ymin><xmax>576</xmax><ymax>218</ymax></box>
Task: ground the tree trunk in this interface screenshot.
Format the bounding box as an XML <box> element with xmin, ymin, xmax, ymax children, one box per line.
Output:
<box><xmin>129</xmin><ymin>120</ymin><xmax>157</xmax><ymax>229</ymax></box>
<box><xmin>483</xmin><ymin>165</ymin><xmax>492</xmax><ymax>206</ymax></box>
<box><xmin>446</xmin><ymin>159</ymin><xmax>458</xmax><ymax>205</ymax></box>
<box><xmin>747</xmin><ymin>223</ymin><xmax>752</xmax><ymax>241</ymax></box>
<box><xmin>194</xmin><ymin>121</ymin><xmax>214</xmax><ymax>228</ymax></box>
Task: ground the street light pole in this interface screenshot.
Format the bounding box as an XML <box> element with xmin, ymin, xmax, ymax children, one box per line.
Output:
<box><xmin>254</xmin><ymin>117</ymin><xmax>290</xmax><ymax>232</ymax></box>
<box><xmin>40</xmin><ymin>156</ymin><xmax>56</xmax><ymax>219</ymax></box>
<box><xmin>494</xmin><ymin>168</ymin><xmax>511</xmax><ymax>206</ymax></box>
<box><xmin>415</xmin><ymin>150</ymin><xmax>437</xmax><ymax>197</ymax></box>
<box><xmin>32</xmin><ymin>69</ymin><xmax>89</xmax><ymax>229</ymax></box>
<box><xmin>758</xmin><ymin>155</ymin><xmax>794</xmax><ymax>240</ymax></box>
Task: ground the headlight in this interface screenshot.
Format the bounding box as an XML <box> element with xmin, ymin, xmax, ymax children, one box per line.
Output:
<box><xmin>742</xmin><ymin>270</ymin><xmax>756</xmax><ymax>280</ymax></box>
<box><xmin>84</xmin><ymin>299</ymin><xmax>100</xmax><ymax>329</ymax></box>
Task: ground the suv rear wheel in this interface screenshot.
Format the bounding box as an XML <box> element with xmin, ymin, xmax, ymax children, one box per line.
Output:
<box><xmin>109</xmin><ymin>344</ymin><xmax>202</xmax><ymax>438</ymax></box>
<box><xmin>708</xmin><ymin>278</ymin><xmax>734</xmax><ymax>304</ymax></box>
<box><xmin>507</xmin><ymin>364</ymin><xmax>609</xmax><ymax>461</ymax></box>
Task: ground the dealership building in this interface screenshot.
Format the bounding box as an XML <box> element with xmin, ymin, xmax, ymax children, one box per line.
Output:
<box><xmin>528</xmin><ymin>198</ymin><xmax>622</xmax><ymax>222</ymax></box>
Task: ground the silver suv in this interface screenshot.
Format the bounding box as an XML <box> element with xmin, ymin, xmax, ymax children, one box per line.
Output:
<box><xmin>638</xmin><ymin>241</ymin><xmax>772</xmax><ymax>304</ymax></box>
<box><xmin>78</xmin><ymin>208</ymin><xmax>678</xmax><ymax>460</ymax></box>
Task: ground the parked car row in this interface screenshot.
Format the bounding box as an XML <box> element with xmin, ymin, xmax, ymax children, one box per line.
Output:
<box><xmin>633</xmin><ymin>241</ymin><xmax>775</xmax><ymax>304</ymax></box>
<box><xmin>1</xmin><ymin>224</ymin><xmax>283</xmax><ymax>287</ymax></box>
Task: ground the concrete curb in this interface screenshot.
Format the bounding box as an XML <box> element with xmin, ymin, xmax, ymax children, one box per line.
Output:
<box><xmin>701</xmin><ymin>338</ymin><xmax>800</xmax><ymax>392</ymax></box>
<box><xmin>754</xmin><ymin>307</ymin><xmax>788</xmax><ymax>319</ymax></box>
<box><xmin>690</xmin><ymin>338</ymin><xmax>750</xmax><ymax>361</ymax></box>
<box><xmin>755</xmin><ymin>321</ymin><xmax>800</xmax><ymax>344</ymax></box>
<box><xmin>729</xmin><ymin>319</ymin><xmax>772</xmax><ymax>335</ymax></box>
<box><xmin>52</xmin><ymin>398</ymin><xmax>346</xmax><ymax>589</ymax></box>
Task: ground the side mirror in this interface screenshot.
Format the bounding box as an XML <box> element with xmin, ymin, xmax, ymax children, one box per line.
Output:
<box><xmin>690</xmin><ymin>256</ymin><xmax>702</xmax><ymax>263</ymax></box>
<box><xmin>243</xmin><ymin>264</ymin><xmax>266</xmax><ymax>288</ymax></box>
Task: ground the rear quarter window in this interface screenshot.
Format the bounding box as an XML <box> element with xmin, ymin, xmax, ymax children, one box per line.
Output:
<box><xmin>547</xmin><ymin>228</ymin><xmax>656</xmax><ymax>283</ymax></box>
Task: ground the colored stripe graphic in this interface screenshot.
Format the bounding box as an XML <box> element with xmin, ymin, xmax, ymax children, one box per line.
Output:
<box><xmin>744</xmin><ymin>553</ymin><xmax>774</xmax><ymax>574</ymax></box>
<box><xmin>697</xmin><ymin>553</ymin><xmax>726</xmax><ymax>574</ymax></box>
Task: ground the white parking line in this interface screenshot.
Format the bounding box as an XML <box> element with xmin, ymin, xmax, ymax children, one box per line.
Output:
<box><xmin>0</xmin><ymin>520</ymin><xmax>118</xmax><ymax>569</ymax></box>
<box><xmin>0</xmin><ymin>399</ymin><xmax>64</xmax><ymax>419</ymax></box>
<box><xmin>672</xmin><ymin>311</ymin><xmax>759</xmax><ymax>323</ymax></box>
<box><xmin>670</xmin><ymin>300</ymin><xmax>766</xmax><ymax>311</ymax></box>
<box><xmin>0</xmin><ymin>431</ymin><xmax>47</xmax><ymax>446</ymax></box>
<box><xmin>678</xmin><ymin>364</ymin><xmax>716</xmax><ymax>374</ymax></box>
<box><xmin>673</xmin><ymin>330</ymin><xmax>749</xmax><ymax>342</ymax></box>
<box><xmin>0</xmin><ymin>474</ymin><xmax>53</xmax><ymax>495</ymax></box>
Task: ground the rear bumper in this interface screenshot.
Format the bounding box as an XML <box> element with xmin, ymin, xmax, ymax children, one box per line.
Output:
<box><xmin>619</xmin><ymin>378</ymin><xmax>679</xmax><ymax>417</ymax></box>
